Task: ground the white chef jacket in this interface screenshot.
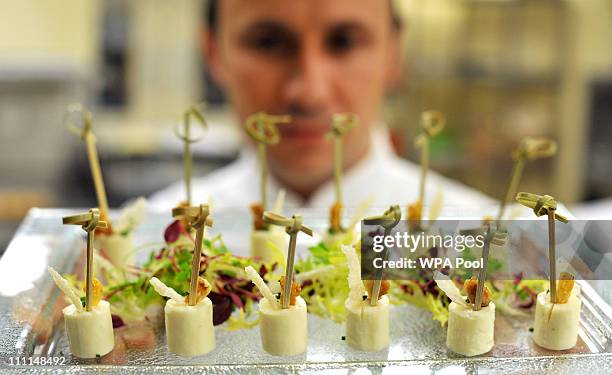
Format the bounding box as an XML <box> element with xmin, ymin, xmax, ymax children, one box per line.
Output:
<box><xmin>150</xmin><ymin>126</ymin><xmax>496</xmax><ymax>218</ymax></box>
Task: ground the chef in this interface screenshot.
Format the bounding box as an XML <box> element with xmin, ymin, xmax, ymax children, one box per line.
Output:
<box><xmin>151</xmin><ymin>0</ymin><xmax>495</xmax><ymax>215</ymax></box>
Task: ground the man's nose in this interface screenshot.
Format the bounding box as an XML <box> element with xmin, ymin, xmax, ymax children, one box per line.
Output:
<box><xmin>283</xmin><ymin>41</ymin><xmax>333</xmax><ymax>110</ymax></box>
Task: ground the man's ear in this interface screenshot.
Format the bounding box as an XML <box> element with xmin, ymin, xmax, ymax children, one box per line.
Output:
<box><xmin>200</xmin><ymin>26</ymin><xmax>227</xmax><ymax>87</ymax></box>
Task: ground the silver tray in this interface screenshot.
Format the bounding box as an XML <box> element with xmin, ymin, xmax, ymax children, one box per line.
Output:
<box><xmin>1</xmin><ymin>208</ymin><xmax>612</xmax><ymax>374</ymax></box>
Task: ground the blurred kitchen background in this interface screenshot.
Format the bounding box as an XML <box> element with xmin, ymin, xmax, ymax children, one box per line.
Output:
<box><xmin>0</xmin><ymin>0</ymin><xmax>611</xmax><ymax>253</ymax></box>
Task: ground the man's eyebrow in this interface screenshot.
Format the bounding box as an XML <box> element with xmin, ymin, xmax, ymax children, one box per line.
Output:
<box><xmin>327</xmin><ymin>20</ymin><xmax>371</xmax><ymax>33</ymax></box>
<box><xmin>241</xmin><ymin>20</ymin><xmax>297</xmax><ymax>38</ymax></box>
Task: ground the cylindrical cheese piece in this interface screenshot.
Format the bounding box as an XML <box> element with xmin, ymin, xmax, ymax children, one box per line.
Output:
<box><xmin>259</xmin><ymin>296</ymin><xmax>307</xmax><ymax>356</ymax></box>
<box><xmin>345</xmin><ymin>295</ymin><xmax>389</xmax><ymax>351</ymax></box>
<box><xmin>165</xmin><ymin>298</ymin><xmax>215</xmax><ymax>357</ymax></box>
<box><xmin>532</xmin><ymin>291</ymin><xmax>581</xmax><ymax>350</ymax></box>
<box><xmin>446</xmin><ymin>301</ymin><xmax>495</xmax><ymax>357</ymax></box>
<box><xmin>63</xmin><ymin>300</ymin><xmax>115</xmax><ymax>358</ymax></box>
<box><xmin>250</xmin><ymin>229</ymin><xmax>287</xmax><ymax>262</ymax></box>
<box><xmin>95</xmin><ymin>233</ymin><xmax>135</xmax><ymax>268</ymax></box>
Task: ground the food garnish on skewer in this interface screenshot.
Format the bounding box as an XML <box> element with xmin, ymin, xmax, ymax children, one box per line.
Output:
<box><xmin>50</xmin><ymin>209</ymin><xmax>114</xmax><ymax>359</ymax></box>
<box><xmin>343</xmin><ymin>244</ymin><xmax>391</xmax><ymax>352</ymax></box>
<box><xmin>516</xmin><ymin>192</ymin><xmax>579</xmax><ymax>350</ymax></box>
<box><xmin>153</xmin><ymin>203</ymin><xmax>216</xmax><ymax>357</ymax></box>
<box><xmin>408</xmin><ymin>111</ymin><xmax>445</xmax><ymax>231</ymax></box>
<box><xmin>323</xmin><ymin>114</ymin><xmax>359</xmax><ymax>247</ymax></box>
<box><xmin>246</xmin><ymin>211</ymin><xmax>312</xmax><ymax>356</ymax></box>
<box><xmin>434</xmin><ymin>270</ymin><xmax>495</xmax><ymax>357</ymax></box>
<box><xmin>434</xmin><ymin>224</ymin><xmax>506</xmax><ymax>357</ymax></box>
<box><xmin>65</xmin><ymin>104</ymin><xmax>146</xmax><ymax>267</ymax></box>
<box><xmin>245</xmin><ymin>112</ymin><xmax>292</xmax><ymax>261</ymax></box>
<box><xmin>497</xmin><ymin>137</ymin><xmax>557</xmax><ymax>222</ymax></box>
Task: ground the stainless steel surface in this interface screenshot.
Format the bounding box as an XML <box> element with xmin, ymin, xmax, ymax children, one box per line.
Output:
<box><xmin>0</xmin><ymin>208</ymin><xmax>611</xmax><ymax>374</ymax></box>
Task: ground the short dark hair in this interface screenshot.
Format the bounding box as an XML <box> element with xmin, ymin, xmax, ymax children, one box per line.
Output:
<box><xmin>204</xmin><ymin>0</ymin><xmax>402</xmax><ymax>33</ymax></box>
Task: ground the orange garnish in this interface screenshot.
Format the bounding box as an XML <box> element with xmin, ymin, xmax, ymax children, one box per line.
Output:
<box><xmin>279</xmin><ymin>276</ymin><xmax>301</xmax><ymax>306</ymax></box>
<box><xmin>95</xmin><ymin>211</ymin><xmax>113</xmax><ymax>235</ymax></box>
<box><xmin>555</xmin><ymin>272</ymin><xmax>575</xmax><ymax>304</ymax></box>
<box><xmin>408</xmin><ymin>200</ymin><xmax>422</xmax><ymax>231</ymax></box>
<box><xmin>330</xmin><ymin>201</ymin><xmax>343</xmax><ymax>233</ymax></box>
<box><xmin>365</xmin><ymin>279</ymin><xmax>390</xmax><ymax>301</ymax></box>
<box><xmin>250</xmin><ymin>202</ymin><xmax>267</xmax><ymax>231</ymax></box>
<box><xmin>464</xmin><ymin>278</ymin><xmax>491</xmax><ymax>307</ymax></box>
<box><xmin>185</xmin><ymin>277</ymin><xmax>212</xmax><ymax>304</ymax></box>
<box><xmin>82</xmin><ymin>277</ymin><xmax>104</xmax><ymax>308</ymax></box>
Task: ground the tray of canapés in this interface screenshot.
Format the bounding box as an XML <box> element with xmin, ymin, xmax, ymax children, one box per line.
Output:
<box><xmin>4</xmin><ymin>105</ymin><xmax>612</xmax><ymax>373</ymax></box>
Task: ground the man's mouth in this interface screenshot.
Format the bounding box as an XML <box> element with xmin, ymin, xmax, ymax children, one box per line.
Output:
<box><xmin>278</xmin><ymin>119</ymin><xmax>330</xmax><ymax>142</ymax></box>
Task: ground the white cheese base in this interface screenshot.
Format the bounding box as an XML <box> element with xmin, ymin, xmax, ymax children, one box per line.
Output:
<box><xmin>95</xmin><ymin>232</ymin><xmax>135</xmax><ymax>268</ymax></box>
<box><xmin>165</xmin><ymin>297</ymin><xmax>215</xmax><ymax>357</ymax></box>
<box><xmin>259</xmin><ymin>296</ymin><xmax>307</xmax><ymax>356</ymax></box>
<box><xmin>532</xmin><ymin>290</ymin><xmax>581</xmax><ymax>350</ymax></box>
<box><xmin>446</xmin><ymin>301</ymin><xmax>495</xmax><ymax>357</ymax></box>
<box><xmin>345</xmin><ymin>295</ymin><xmax>390</xmax><ymax>351</ymax></box>
<box><xmin>63</xmin><ymin>300</ymin><xmax>115</xmax><ymax>358</ymax></box>
<box><xmin>250</xmin><ymin>229</ymin><xmax>288</xmax><ymax>262</ymax></box>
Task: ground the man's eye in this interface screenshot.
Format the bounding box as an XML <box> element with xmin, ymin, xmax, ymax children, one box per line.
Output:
<box><xmin>246</xmin><ymin>34</ymin><xmax>296</xmax><ymax>55</ymax></box>
<box><xmin>326</xmin><ymin>31</ymin><xmax>359</xmax><ymax>54</ymax></box>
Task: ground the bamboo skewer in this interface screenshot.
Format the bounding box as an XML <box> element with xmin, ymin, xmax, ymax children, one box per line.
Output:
<box><xmin>63</xmin><ymin>209</ymin><xmax>108</xmax><ymax>311</ymax></box>
<box><xmin>65</xmin><ymin>104</ymin><xmax>111</xmax><ymax>227</ymax></box>
<box><xmin>363</xmin><ymin>205</ymin><xmax>402</xmax><ymax>306</ymax></box>
<box><xmin>515</xmin><ymin>192</ymin><xmax>568</xmax><ymax>302</ymax></box>
<box><xmin>326</xmin><ymin>114</ymin><xmax>359</xmax><ymax>207</ymax></box>
<box><xmin>172</xmin><ymin>204</ymin><xmax>213</xmax><ymax>306</ymax></box>
<box><xmin>174</xmin><ymin>105</ymin><xmax>208</xmax><ymax>205</ymax></box>
<box><xmin>497</xmin><ymin>137</ymin><xmax>557</xmax><ymax>222</ymax></box>
<box><xmin>245</xmin><ymin>113</ymin><xmax>291</xmax><ymax>211</ymax></box>
<box><xmin>263</xmin><ymin>212</ymin><xmax>313</xmax><ymax>309</ymax></box>
<box><xmin>414</xmin><ymin>111</ymin><xmax>445</xmax><ymax>212</ymax></box>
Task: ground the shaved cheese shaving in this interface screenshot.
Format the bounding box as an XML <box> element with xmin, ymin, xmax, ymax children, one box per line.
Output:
<box><xmin>48</xmin><ymin>267</ymin><xmax>83</xmax><ymax>311</ymax></box>
<box><xmin>342</xmin><ymin>245</ymin><xmax>366</xmax><ymax>305</ymax></box>
<box><xmin>114</xmin><ymin>197</ymin><xmax>147</xmax><ymax>233</ymax></box>
<box><xmin>149</xmin><ymin>277</ymin><xmax>184</xmax><ymax>303</ymax></box>
<box><xmin>434</xmin><ymin>271</ymin><xmax>467</xmax><ymax>307</ymax></box>
<box><xmin>428</xmin><ymin>190</ymin><xmax>444</xmax><ymax>221</ymax></box>
<box><xmin>245</xmin><ymin>266</ymin><xmax>279</xmax><ymax>309</ymax></box>
<box><xmin>347</xmin><ymin>194</ymin><xmax>375</xmax><ymax>230</ymax></box>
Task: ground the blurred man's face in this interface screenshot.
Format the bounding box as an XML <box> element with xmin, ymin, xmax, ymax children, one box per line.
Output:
<box><xmin>205</xmin><ymin>0</ymin><xmax>401</xmax><ymax>198</ymax></box>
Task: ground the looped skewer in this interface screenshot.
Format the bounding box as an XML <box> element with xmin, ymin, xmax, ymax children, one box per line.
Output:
<box><xmin>516</xmin><ymin>192</ymin><xmax>567</xmax><ymax>303</ymax></box>
<box><xmin>245</xmin><ymin>112</ymin><xmax>291</xmax><ymax>211</ymax></box>
<box><xmin>414</xmin><ymin>111</ymin><xmax>445</xmax><ymax>147</ymax></box>
<box><xmin>63</xmin><ymin>208</ymin><xmax>108</xmax><ymax>312</ymax></box>
<box><xmin>513</xmin><ymin>137</ymin><xmax>558</xmax><ymax>161</ymax></box>
<box><xmin>64</xmin><ymin>104</ymin><xmax>111</xmax><ymax>227</ymax></box>
<box><xmin>497</xmin><ymin>137</ymin><xmax>557</xmax><ymax>222</ymax></box>
<box><xmin>515</xmin><ymin>192</ymin><xmax>568</xmax><ymax>223</ymax></box>
<box><xmin>64</xmin><ymin>103</ymin><xmax>95</xmax><ymax>141</ymax></box>
<box><xmin>326</xmin><ymin>113</ymin><xmax>359</xmax><ymax>138</ymax></box>
<box><xmin>173</xmin><ymin>104</ymin><xmax>208</xmax><ymax>144</ymax></box>
<box><xmin>245</xmin><ymin>112</ymin><xmax>292</xmax><ymax>145</ymax></box>
<box><xmin>174</xmin><ymin>104</ymin><xmax>208</xmax><ymax>205</ymax></box>
<box><xmin>263</xmin><ymin>212</ymin><xmax>313</xmax><ymax>308</ymax></box>
<box><xmin>363</xmin><ymin>205</ymin><xmax>402</xmax><ymax>306</ymax></box>
<box><xmin>172</xmin><ymin>204</ymin><xmax>213</xmax><ymax>306</ymax></box>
